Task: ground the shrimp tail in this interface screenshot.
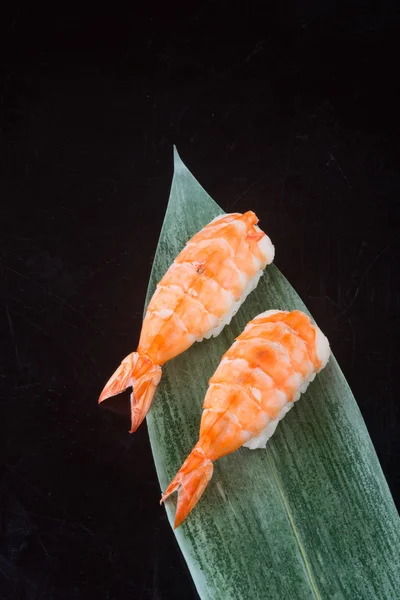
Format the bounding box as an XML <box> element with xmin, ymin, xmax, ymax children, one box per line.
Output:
<box><xmin>160</xmin><ymin>446</ymin><xmax>214</xmax><ymax>528</ymax></box>
<box><xmin>98</xmin><ymin>352</ymin><xmax>162</xmax><ymax>433</ymax></box>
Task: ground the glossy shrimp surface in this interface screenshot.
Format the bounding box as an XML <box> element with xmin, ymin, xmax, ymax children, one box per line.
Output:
<box><xmin>161</xmin><ymin>310</ymin><xmax>330</xmax><ymax>527</ymax></box>
<box><xmin>201</xmin><ymin>309</ymin><xmax>329</xmax><ymax>456</ymax></box>
<box><xmin>99</xmin><ymin>211</ymin><xmax>274</xmax><ymax>433</ymax></box>
<box><xmin>138</xmin><ymin>212</ymin><xmax>274</xmax><ymax>365</ymax></box>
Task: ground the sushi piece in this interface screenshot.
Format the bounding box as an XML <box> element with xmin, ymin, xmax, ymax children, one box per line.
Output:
<box><xmin>161</xmin><ymin>309</ymin><xmax>330</xmax><ymax>528</ymax></box>
<box><xmin>99</xmin><ymin>212</ymin><xmax>274</xmax><ymax>433</ymax></box>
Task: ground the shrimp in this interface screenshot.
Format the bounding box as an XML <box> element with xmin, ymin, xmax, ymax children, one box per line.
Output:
<box><xmin>98</xmin><ymin>212</ymin><xmax>275</xmax><ymax>433</ymax></box>
<box><xmin>161</xmin><ymin>309</ymin><xmax>330</xmax><ymax>528</ymax></box>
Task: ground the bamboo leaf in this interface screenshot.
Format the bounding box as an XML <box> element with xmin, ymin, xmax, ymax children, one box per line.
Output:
<box><xmin>145</xmin><ymin>148</ymin><xmax>400</xmax><ymax>600</ymax></box>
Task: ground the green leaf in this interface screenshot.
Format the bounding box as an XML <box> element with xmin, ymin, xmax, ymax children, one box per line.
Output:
<box><xmin>145</xmin><ymin>148</ymin><xmax>400</xmax><ymax>600</ymax></box>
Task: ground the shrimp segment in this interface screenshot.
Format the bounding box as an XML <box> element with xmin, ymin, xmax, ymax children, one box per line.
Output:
<box><xmin>161</xmin><ymin>310</ymin><xmax>330</xmax><ymax>527</ymax></box>
<box><xmin>99</xmin><ymin>212</ymin><xmax>275</xmax><ymax>432</ymax></box>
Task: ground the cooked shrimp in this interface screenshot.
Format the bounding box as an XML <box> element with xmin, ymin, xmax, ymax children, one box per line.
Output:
<box><xmin>161</xmin><ymin>309</ymin><xmax>330</xmax><ymax>528</ymax></box>
<box><xmin>98</xmin><ymin>212</ymin><xmax>274</xmax><ymax>433</ymax></box>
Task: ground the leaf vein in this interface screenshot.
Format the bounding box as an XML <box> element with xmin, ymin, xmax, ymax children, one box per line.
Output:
<box><xmin>266</xmin><ymin>449</ymin><xmax>322</xmax><ymax>600</ymax></box>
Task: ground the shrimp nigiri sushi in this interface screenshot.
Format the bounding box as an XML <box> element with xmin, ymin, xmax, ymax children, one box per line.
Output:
<box><xmin>161</xmin><ymin>309</ymin><xmax>330</xmax><ymax>527</ymax></box>
<box><xmin>99</xmin><ymin>212</ymin><xmax>275</xmax><ymax>433</ymax></box>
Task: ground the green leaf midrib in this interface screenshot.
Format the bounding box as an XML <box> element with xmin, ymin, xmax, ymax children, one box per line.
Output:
<box><xmin>266</xmin><ymin>448</ymin><xmax>321</xmax><ymax>600</ymax></box>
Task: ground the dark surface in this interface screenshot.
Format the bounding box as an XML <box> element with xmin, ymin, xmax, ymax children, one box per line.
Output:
<box><xmin>1</xmin><ymin>3</ymin><xmax>399</xmax><ymax>599</ymax></box>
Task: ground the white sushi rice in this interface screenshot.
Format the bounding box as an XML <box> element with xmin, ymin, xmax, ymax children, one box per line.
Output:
<box><xmin>243</xmin><ymin>319</ymin><xmax>330</xmax><ymax>450</ymax></box>
<box><xmin>315</xmin><ymin>325</ymin><xmax>330</xmax><ymax>368</ymax></box>
<box><xmin>200</xmin><ymin>269</ymin><xmax>263</xmax><ymax>341</ymax></box>
<box><xmin>197</xmin><ymin>232</ymin><xmax>275</xmax><ymax>342</ymax></box>
<box><xmin>254</xmin><ymin>226</ymin><xmax>275</xmax><ymax>265</ymax></box>
<box><xmin>244</xmin><ymin>402</ymin><xmax>294</xmax><ymax>450</ymax></box>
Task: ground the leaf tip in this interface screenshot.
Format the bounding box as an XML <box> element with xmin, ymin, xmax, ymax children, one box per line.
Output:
<box><xmin>173</xmin><ymin>146</ymin><xmax>186</xmax><ymax>173</ymax></box>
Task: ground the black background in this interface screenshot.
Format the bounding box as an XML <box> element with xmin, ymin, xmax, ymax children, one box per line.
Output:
<box><xmin>1</xmin><ymin>2</ymin><xmax>399</xmax><ymax>599</ymax></box>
